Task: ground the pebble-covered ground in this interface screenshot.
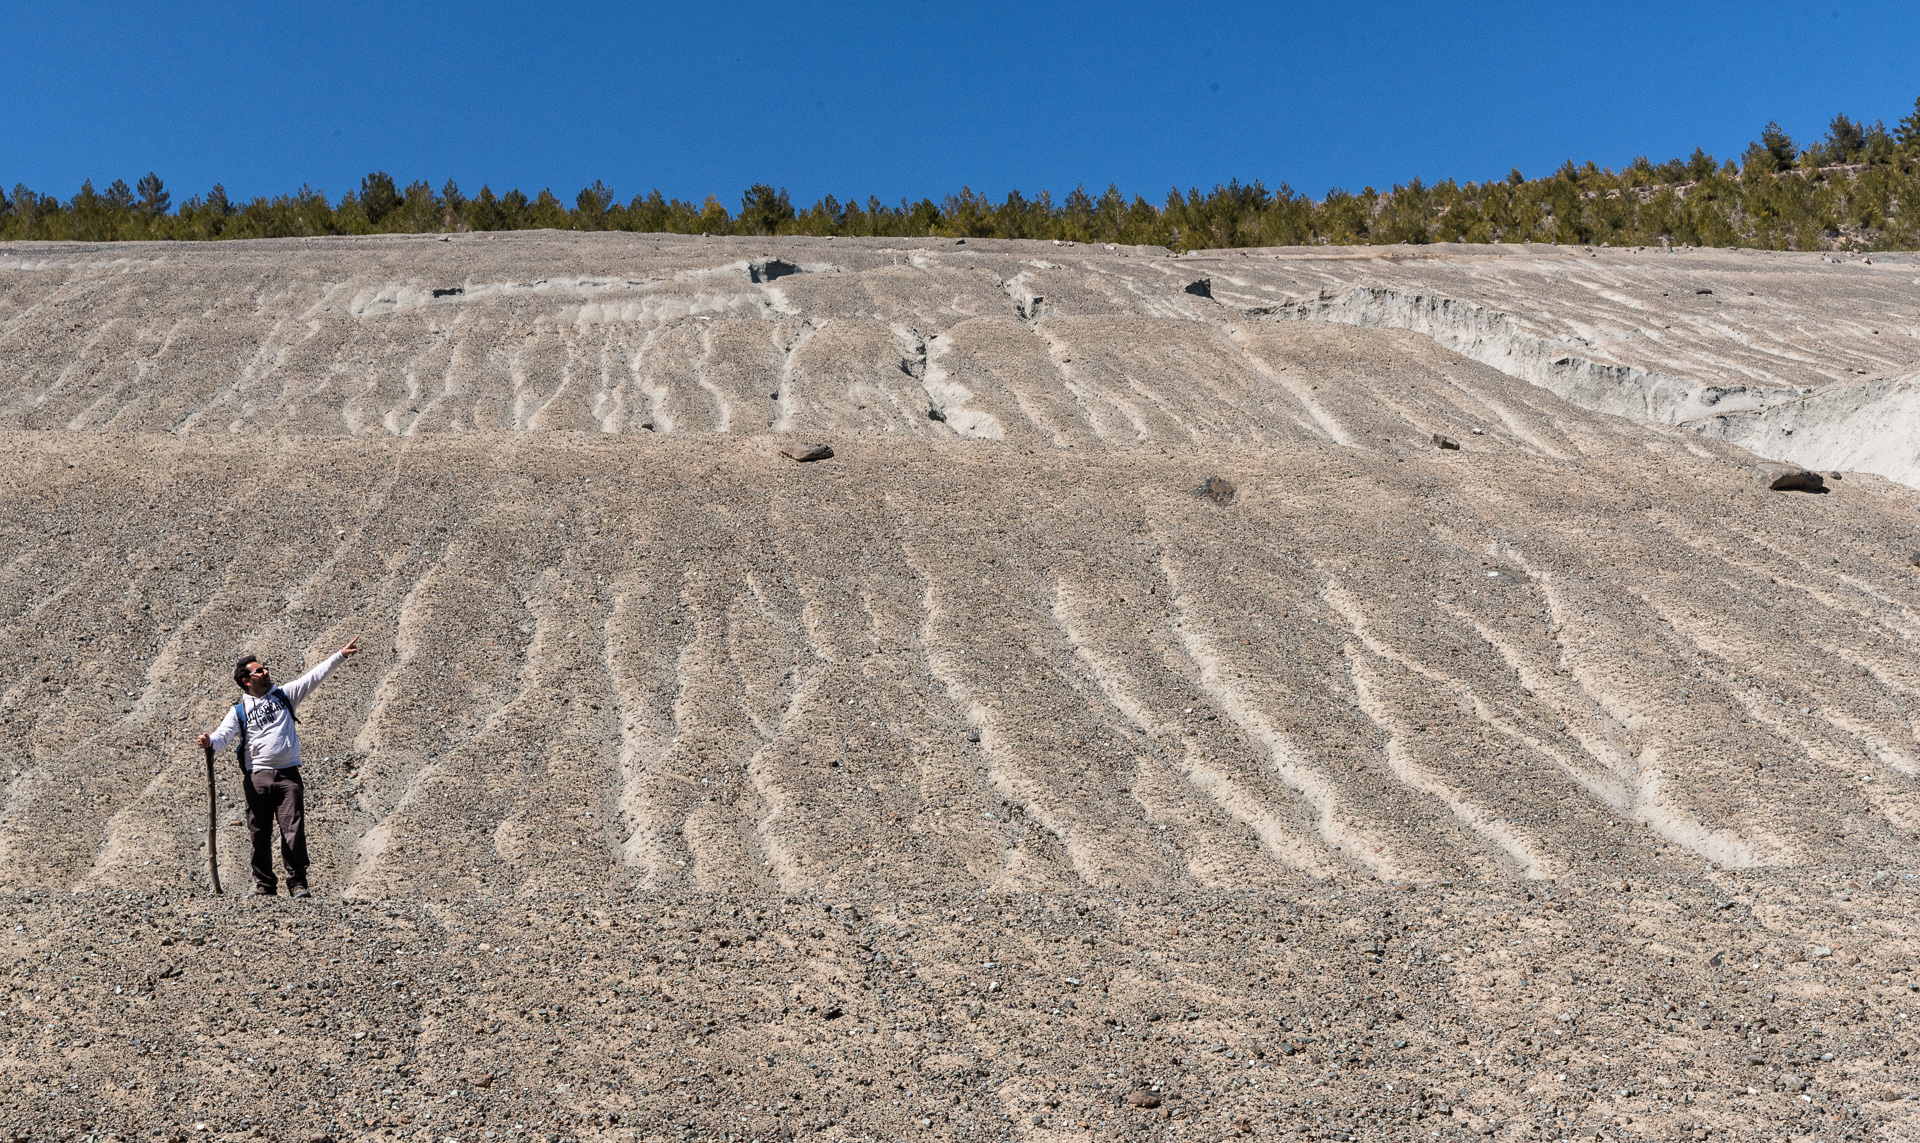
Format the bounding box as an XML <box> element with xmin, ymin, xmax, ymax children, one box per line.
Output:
<box><xmin>0</xmin><ymin>234</ymin><xmax>1917</xmax><ymax>1143</ymax></box>
<box><xmin>3</xmin><ymin>872</ymin><xmax>1916</xmax><ymax>1143</ymax></box>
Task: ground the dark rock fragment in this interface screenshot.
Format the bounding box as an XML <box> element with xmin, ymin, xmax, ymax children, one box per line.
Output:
<box><xmin>820</xmin><ymin>1005</ymin><xmax>844</xmax><ymax>1020</ymax></box>
<box><xmin>749</xmin><ymin>259</ymin><xmax>802</xmax><ymax>283</ymax></box>
<box><xmin>1433</xmin><ymin>434</ymin><xmax>1462</xmax><ymax>450</ymax></box>
<box><xmin>927</xmin><ymin>407</ymin><xmax>947</xmax><ymax>422</ymax></box>
<box><xmin>1696</xmin><ymin>288</ymin><xmax>1714</xmax><ymax>295</ymax></box>
<box><xmin>1751</xmin><ymin>463</ymin><xmax>1825</xmax><ymax>492</ymax></box>
<box><xmin>1184</xmin><ymin>279</ymin><xmax>1212</xmax><ymax>298</ymax></box>
<box><xmin>1195</xmin><ymin>476</ymin><xmax>1236</xmax><ymax>505</ymax></box>
<box><xmin>781</xmin><ymin>444</ymin><xmax>835</xmax><ymax>463</ymax></box>
<box><xmin>1125</xmin><ymin>1090</ymin><xmax>1162</xmax><ymax>1109</ymax></box>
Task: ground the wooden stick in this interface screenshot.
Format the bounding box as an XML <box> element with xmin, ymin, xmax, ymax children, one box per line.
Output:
<box><xmin>203</xmin><ymin>745</ymin><xmax>223</xmax><ymax>895</ymax></box>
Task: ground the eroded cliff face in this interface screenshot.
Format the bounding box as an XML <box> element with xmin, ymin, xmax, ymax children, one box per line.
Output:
<box><xmin>0</xmin><ymin>233</ymin><xmax>1915</xmax><ymax>1143</ymax></box>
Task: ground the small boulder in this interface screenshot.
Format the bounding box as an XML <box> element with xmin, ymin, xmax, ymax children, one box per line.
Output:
<box><xmin>1751</xmin><ymin>463</ymin><xmax>1824</xmax><ymax>492</ymax></box>
<box><xmin>749</xmin><ymin>258</ymin><xmax>801</xmax><ymax>283</ymax></box>
<box><xmin>1184</xmin><ymin>279</ymin><xmax>1212</xmax><ymax>298</ymax></box>
<box><xmin>927</xmin><ymin>407</ymin><xmax>947</xmax><ymax>422</ymax></box>
<box><xmin>1195</xmin><ymin>476</ymin><xmax>1236</xmax><ymax>505</ymax></box>
<box><xmin>781</xmin><ymin>444</ymin><xmax>835</xmax><ymax>463</ymax></box>
<box><xmin>1124</xmin><ymin>1090</ymin><xmax>1162</xmax><ymax>1109</ymax></box>
<box><xmin>1433</xmin><ymin>434</ymin><xmax>1462</xmax><ymax>450</ymax></box>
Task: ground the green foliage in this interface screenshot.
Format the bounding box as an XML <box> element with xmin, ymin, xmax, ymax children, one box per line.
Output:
<box><xmin>738</xmin><ymin>184</ymin><xmax>794</xmax><ymax>235</ymax></box>
<box><xmin>135</xmin><ymin>172</ymin><xmax>169</xmax><ymax>216</ymax></box>
<box><xmin>574</xmin><ymin>181</ymin><xmax>613</xmax><ymax>230</ymax></box>
<box><xmin>1762</xmin><ymin>121</ymin><xmax>1798</xmax><ymax>167</ymax></box>
<box><xmin>11</xmin><ymin>101</ymin><xmax>1920</xmax><ymax>251</ymax></box>
<box><xmin>359</xmin><ymin>172</ymin><xmax>400</xmax><ymax>226</ymax></box>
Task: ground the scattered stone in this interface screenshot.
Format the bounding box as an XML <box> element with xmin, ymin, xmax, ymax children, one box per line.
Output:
<box><xmin>927</xmin><ymin>407</ymin><xmax>947</xmax><ymax>422</ymax></box>
<box><xmin>1696</xmin><ymin>288</ymin><xmax>1714</xmax><ymax>295</ymax></box>
<box><xmin>1184</xmin><ymin>279</ymin><xmax>1212</xmax><ymax>298</ymax></box>
<box><xmin>1124</xmin><ymin>1091</ymin><xmax>1161</xmax><ymax>1109</ymax></box>
<box><xmin>820</xmin><ymin>1005</ymin><xmax>844</xmax><ymax>1020</ymax></box>
<box><xmin>749</xmin><ymin>259</ymin><xmax>801</xmax><ymax>283</ymax></box>
<box><xmin>1751</xmin><ymin>463</ymin><xmax>1824</xmax><ymax>492</ymax></box>
<box><xmin>1195</xmin><ymin>476</ymin><xmax>1236</xmax><ymax>505</ymax></box>
<box><xmin>781</xmin><ymin>444</ymin><xmax>835</xmax><ymax>463</ymax></box>
<box><xmin>1811</xmin><ymin>945</ymin><xmax>1833</xmax><ymax>958</ymax></box>
<box><xmin>1908</xmin><ymin>552</ymin><xmax>1920</xmax><ymax>567</ymax></box>
<box><xmin>1780</xmin><ymin>1074</ymin><xmax>1807</xmax><ymax>1092</ymax></box>
<box><xmin>1433</xmin><ymin>434</ymin><xmax>1462</xmax><ymax>450</ymax></box>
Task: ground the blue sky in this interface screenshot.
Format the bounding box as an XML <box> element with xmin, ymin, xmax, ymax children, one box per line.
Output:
<box><xmin>4</xmin><ymin>1</ymin><xmax>1917</xmax><ymax>209</ymax></box>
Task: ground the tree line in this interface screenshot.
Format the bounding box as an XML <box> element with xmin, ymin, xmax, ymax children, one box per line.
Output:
<box><xmin>7</xmin><ymin>104</ymin><xmax>1920</xmax><ymax>252</ymax></box>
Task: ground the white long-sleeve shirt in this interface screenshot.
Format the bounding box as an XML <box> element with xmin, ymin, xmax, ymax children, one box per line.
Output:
<box><xmin>207</xmin><ymin>652</ymin><xmax>346</xmax><ymax>771</ymax></box>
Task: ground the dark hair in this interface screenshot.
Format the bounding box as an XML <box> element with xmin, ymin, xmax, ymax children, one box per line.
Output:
<box><xmin>233</xmin><ymin>655</ymin><xmax>261</xmax><ymax>687</ymax></box>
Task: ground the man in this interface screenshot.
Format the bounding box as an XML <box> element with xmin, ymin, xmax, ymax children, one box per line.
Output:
<box><xmin>198</xmin><ymin>637</ymin><xmax>359</xmax><ymax>897</ymax></box>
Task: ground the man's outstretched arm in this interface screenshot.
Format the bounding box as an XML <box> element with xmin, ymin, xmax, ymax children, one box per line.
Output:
<box><xmin>279</xmin><ymin>636</ymin><xmax>360</xmax><ymax>708</ymax></box>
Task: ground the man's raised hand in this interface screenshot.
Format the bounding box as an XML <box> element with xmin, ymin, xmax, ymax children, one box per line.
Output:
<box><xmin>196</xmin><ymin>733</ymin><xmax>211</xmax><ymax>749</ymax></box>
<box><xmin>341</xmin><ymin>636</ymin><xmax>360</xmax><ymax>658</ymax></box>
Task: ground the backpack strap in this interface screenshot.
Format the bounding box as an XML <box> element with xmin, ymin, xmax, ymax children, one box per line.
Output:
<box><xmin>233</xmin><ymin>702</ymin><xmax>250</xmax><ymax>775</ymax></box>
<box><xmin>269</xmin><ymin>687</ymin><xmax>299</xmax><ymax>723</ymax></box>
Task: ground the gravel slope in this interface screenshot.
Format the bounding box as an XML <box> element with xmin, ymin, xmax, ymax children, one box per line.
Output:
<box><xmin>0</xmin><ymin>233</ymin><xmax>1916</xmax><ymax>1143</ymax></box>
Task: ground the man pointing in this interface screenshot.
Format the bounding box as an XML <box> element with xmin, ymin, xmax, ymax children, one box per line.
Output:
<box><xmin>198</xmin><ymin>637</ymin><xmax>359</xmax><ymax>897</ymax></box>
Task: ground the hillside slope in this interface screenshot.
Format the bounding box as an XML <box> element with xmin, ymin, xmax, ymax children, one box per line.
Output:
<box><xmin>0</xmin><ymin>233</ymin><xmax>1915</xmax><ymax>1143</ymax></box>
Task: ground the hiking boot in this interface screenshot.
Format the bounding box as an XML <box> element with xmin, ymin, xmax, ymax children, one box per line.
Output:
<box><xmin>252</xmin><ymin>885</ymin><xmax>277</xmax><ymax>897</ymax></box>
<box><xmin>290</xmin><ymin>884</ymin><xmax>311</xmax><ymax>899</ymax></box>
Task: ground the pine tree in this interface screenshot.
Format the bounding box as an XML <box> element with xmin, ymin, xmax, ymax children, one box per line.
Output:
<box><xmin>1896</xmin><ymin>98</ymin><xmax>1920</xmax><ymax>148</ymax></box>
<box><xmin>440</xmin><ymin>180</ymin><xmax>466</xmax><ymax>228</ymax></box>
<box><xmin>1761</xmin><ymin>121</ymin><xmax>1797</xmax><ymax>167</ymax></box>
<box><xmin>135</xmin><ymin>172</ymin><xmax>169</xmax><ymax>216</ymax></box>
<box><xmin>574</xmin><ymin>181</ymin><xmax>613</xmax><ymax>229</ymax></box>
<box><xmin>1818</xmin><ymin>114</ymin><xmax>1866</xmax><ymax>164</ymax></box>
<box><xmin>739</xmin><ymin>184</ymin><xmax>794</xmax><ymax>235</ymax></box>
<box><xmin>359</xmin><ymin>172</ymin><xmax>400</xmax><ymax>225</ymax></box>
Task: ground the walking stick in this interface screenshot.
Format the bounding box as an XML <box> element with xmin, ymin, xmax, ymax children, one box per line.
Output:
<box><xmin>203</xmin><ymin>744</ymin><xmax>223</xmax><ymax>895</ymax></box>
